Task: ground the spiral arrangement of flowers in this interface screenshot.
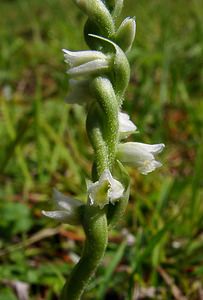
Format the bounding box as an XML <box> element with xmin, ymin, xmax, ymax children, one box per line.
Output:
<box><xmin>42</xmin><ymin>1</ymin><xmax>165</xmax><ymax>299</ymax></box>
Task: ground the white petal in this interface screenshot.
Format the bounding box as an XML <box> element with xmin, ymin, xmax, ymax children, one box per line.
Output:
<box><xmin>108</xmin><ymin>179</ymin><xmax>124</xmax><ymax>203</ymax></box>
<box><xmin>118</xmin><ymin>142</ymin><xmax>154</xmax><ymax>165</ymax></box>
<box><xmin>102</xmin><ymin>169</ymin><xmax>124</xmax><ymax>202</ymax></box>
<box><xmin>42</xmin><ymin>210</ymin><xmax>70</xmax><ymax>222</ymax></box>
<box><xmin>99</xmin><ymin>169</ymin><xmax>112</xmax><ymax>183</ymax></box>
<box><xmin>42</xmin><ymin>209</ymin><xmax>81</xmax><ymax>225</ymax></box>
<box><xmin>118</xmin><ymin>112</ymin><xmax>137</xmax><ymax>138</ymax></box>
<box><xmin>132</xmin><ymin>142</ymin><xmax>165</xmax><ymax>154</ymax></box>
<box><xmin>67</xmin><ymin>59</ymin><xmax>109</xmax><ymax>77</ymax></box>
<box><xmin>62</xmin><ymin>49</ymin><xmax>106</xmax><ymax>67</ymax></box>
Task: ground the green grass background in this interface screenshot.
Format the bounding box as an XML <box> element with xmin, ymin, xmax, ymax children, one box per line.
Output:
<box><xmin>0</xmin><ymin>0</ymin><xmax>203</xmax><ymax>299</ymax></box>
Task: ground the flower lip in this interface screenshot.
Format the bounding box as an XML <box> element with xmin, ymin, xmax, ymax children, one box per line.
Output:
<box><xmin>87</xmin><ymin>169</ymin><xmax>124</xmax><ymax>209</ymax></box>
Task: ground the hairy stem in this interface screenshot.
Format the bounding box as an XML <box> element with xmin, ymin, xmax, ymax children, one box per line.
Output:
<box><xmin>91</xmin><ymin>76</ymin><xmax>119</xmax><ymax>168</ymax></box>
<box><xmin>86</xmin><ymin>103</ymin><xmax>109</xmax><ymax>176</ymax></box>
<box><xmin>60</xmin><ymin>206</ymin><xmax>108</xmax><ymax>300</ymax></box>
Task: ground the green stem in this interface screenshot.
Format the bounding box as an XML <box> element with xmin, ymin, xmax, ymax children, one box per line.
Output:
<box><xmin>91</xmin><ymin>76</ymin><xmax>119</xmax><ymax>169</ymax></box>
<box><xmin>75</xmin><ymin>0</ymin><xmax>115</xmax><ymax>37</ymax></box>
<box><xmin>60</xmin><ymin>206</ymin><xmax>108</xmax><ymax>300</ymax></box>
<box><xmin>86</xmin><ymin>103</ymin><xmax>109</xmax><ymax>176</ymax></box>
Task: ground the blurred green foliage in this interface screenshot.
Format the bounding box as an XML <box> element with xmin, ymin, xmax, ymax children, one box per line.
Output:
<box><xmin>0</xmin><ymin>0</ymin><xmax>202</xmax><ymax>299</ymax></box>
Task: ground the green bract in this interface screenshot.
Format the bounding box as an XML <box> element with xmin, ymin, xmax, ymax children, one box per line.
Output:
<box><xmin>114</xmin><ymin>17</ymin><xmax>136</xmax><ymax>52</ymax></box>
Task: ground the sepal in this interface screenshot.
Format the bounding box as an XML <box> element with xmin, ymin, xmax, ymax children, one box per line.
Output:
<box><xmin>118</xmin><ymin>111</ymin><xmax>137</xmax><ymax>139</ymax></box>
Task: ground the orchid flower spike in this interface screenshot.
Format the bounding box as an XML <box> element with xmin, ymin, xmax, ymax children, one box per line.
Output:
<box><xmin>117</xmin><ymin>142</ymin><xmax>165</xmax><ymax>175</ymax></box>
<box><xmin>62</xmin><ymin>49</ymin><xmax>110</xmax><ymax>77</ymax></box>
<box><xmin>42</xmin><ymin>189</ymin><xmax>84</xmax><ymax>225</ymax></box>
<box><xmin>87</xmin><ymin>169</ymin><xmax>124</xmax><ymax>209</ymax></box>
<box><xmin>118</xmin><ymin>111</ymin><xmax>137</xmax><ymax>139</ymax></box>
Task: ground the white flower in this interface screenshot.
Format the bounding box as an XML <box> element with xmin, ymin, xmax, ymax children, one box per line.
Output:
<box><xmin>87</xmin><ymin>169</ymin><xmax>124</xmax><ymax>208</ymax></box>
<box><xmin>62</xmin><ymin>49</ymin><xmax>109</xmax><ymax>77</ymax></box>
<box><xmin>118</xmin><ymin>112</ymin><xmax>137</xmax><ymax>139</ymax></box>
<box><xmin>117</xmin><ymin>142</ymin><xmax>165</xmax><ymax>175</ymax></box>
<box><xmin>42</xmin><ymin>189</ymin><xmax>84</xmax><ymax>225</ymax></box>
